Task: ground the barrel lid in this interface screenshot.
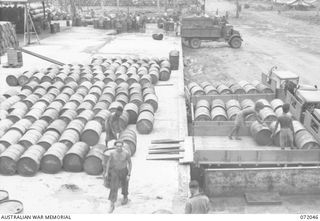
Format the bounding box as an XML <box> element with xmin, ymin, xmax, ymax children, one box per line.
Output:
<box><xmin>0</xmin><ymin>200</ymin><xmax>23</xmax><ymax>214</ymax></box>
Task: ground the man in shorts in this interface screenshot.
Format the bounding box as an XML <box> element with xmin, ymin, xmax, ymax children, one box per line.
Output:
<box><xmin>229</xmin><ymin>102</ymin><xmax>264</xmax><ymax>140</ymax></box>
<box><xmin>103</xmin><ymin>140</ymin><xmax>132</xmax><ymax>213</ymax></box>
<box><xmin>105</xmin><ymin>106</ymin><xmax>124</xmax><ymax>148</ymax></box>
<box><xmin>271</xmin><ymin>103</ymin><xmax>294</xmax><ymax>150</ymax></box>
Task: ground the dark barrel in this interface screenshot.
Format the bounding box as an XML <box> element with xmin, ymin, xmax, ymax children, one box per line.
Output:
<box><xmin>81</xmin><ymin>120</ymin><xmax>103</xmax><ymax>146</ymax></box>
<box><xmin>83</xmin><ymin>144</ymin><xmax>107</xmax><ymax>175</ymax></box>
<box><xmin>17</xmin><ymin>144</ymin><xmax>46</xmax><ymax>176</ymax></box>
<box><xmin>136</xmin><ymin>111</ymin><xmax>154</xmax><ymax>134</ymax></box>
<box><xmin>0</xmin><ymin>144</ymin><xmax>26</xmax><ymax>175</ymax></box>
<box><xmin>40</xmin><ymin>142</ymin><xmax>69</xmax><ymax>174</ymax></box>
<box><xmin>250</xmin><ymin>121</ymin><xmax>272</xmax><ymax>146</ymax></box>
<box><xmin>63</xmin><ymin>142</ymin><xmax>90</xmax><ymax>172</ymax></box>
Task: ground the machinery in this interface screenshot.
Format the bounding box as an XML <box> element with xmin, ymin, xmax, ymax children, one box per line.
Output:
<box><xmin>180</xmin><ymin>16</ymin><xmax>242</xmax><ymax>49</ymax></box>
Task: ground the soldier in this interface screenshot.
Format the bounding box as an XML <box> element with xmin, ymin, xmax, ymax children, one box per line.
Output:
<box><xmin>103</xmin><ymin>140</ymin><xmax>132</xmax><ymax>213</ymax></box>
<box><xmin>105</xmin><ymin>106</ymin><xmax>124</xmax><ymax>148</ymax></box>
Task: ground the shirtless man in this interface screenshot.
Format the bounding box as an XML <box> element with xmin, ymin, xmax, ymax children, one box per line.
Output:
<box><xmin>229</xmin><ymin>102</ymin><xmax>264</xmax><ymax>140</ymax></box>
<box><xmin>103</xmin><ymin>140</ymin><xmax>132</xmax><ymax>213</ymax></box>
<box><xmin>272</xmin><ymin>103</ymin><xmax>294</xmax><ymax>150</ymax></box>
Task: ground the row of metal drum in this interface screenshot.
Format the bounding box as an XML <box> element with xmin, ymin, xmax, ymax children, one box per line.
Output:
<box><xmin>6</xmin><ymin>56</ymin><xmax>172</xmax><ymax>87</ymax></box>
<box><xmin>0</xmin><ymin>129</ymin><xmax>136</xmax><ymax>177</ymax></box>
<box><xmin>194</xmin><ymin>98</ymin><xmax>288</xmax><ymax>122</ymax></box>
<box><xmin>0</xmin><ymin>78</ymin><xmax>158</xmax><ymax>132</ymax></box>
<box><xmin>250</xmin><ymin>120</ymin><xmax>320</xmax><ymax>149</ymax></box>
<box><xmin>188</xmin><ymin>80</ymin><xmax>273</xmax><ymax>96</ymax></box>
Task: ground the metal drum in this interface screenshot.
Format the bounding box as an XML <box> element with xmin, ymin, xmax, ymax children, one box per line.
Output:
<box><xmin>196</xmin><ymin>100</ymin><xmax>210</xmax><ymax>111</ymax></box>
<box><xmin>241</xmin><ymin>99</ymin><xmax>255</xmax><ymax>109</ymax></box>
<box><xmin>250</xmin><ymin>121</ymin><xmax>272</xmax><ymax>146</ymax></box>
<box><xmin>271</xmin><ymin>99</ymin><xmax>284</xmax><ymax>111</ymax></box>
<box><xmin>295</xmin><ymin>130</ymin><xmax>320</xmax><ymax>149</ymax></box>
<box><xmin>243</xmin><ymin>84</ymin><xmax>258</xmax><ymax>94</ymax></box>
<box><xmin>259</xmin><ymin>107</ymin><xmax>277</xmax><ymax>122</ymax></box>
<box><xmin>217</xmin><ymin>84</ymin><xmax>232</xmax><ymax>95</ymax></box>
<box><xmin>195</xmin><ymin>107</ymin><xmax>211</xmax><ymax>121</ymax></box>
<box><xmin>256</xmin><ymin>99</ymin><xmax>271</xmax><ymax>108</ymax></box>
<box><xmin>226</xmin><ymin>99</ymin><xmax>241</xmax><ymax>110</ymax></box>
<box><xmin>210</xmin><ymin>107</ymin><xmax>227</xmax><ymax>121</ymax></box>
<box><xmin>227</xmin><ymin>106</ymin><xmax>241</xmax><ymax>121</ymax></box>
<box><xmin>230</xmin><ymin>84</ymin><xmax>246</xmax><ymax>94</ymax></box>
<box><xmin>211</xmin><ymin>99</ymin><xmax>225</xmax><ymax>110</ymax></box>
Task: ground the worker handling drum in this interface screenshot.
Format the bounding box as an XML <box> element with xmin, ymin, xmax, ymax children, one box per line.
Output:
<box><xmin>105</xmin><ymin>106</ymin><xmax>125</xmax><ymax>148</ymax></box>
<box><xmin>229</xmin><ymin>102</ymin><xmax>264</xmax><ymax>140</ymax></box>
<box><xmin>271</xmin><ymin>103</ymin><xmax>295</xmax><ymax>150</ymax></box>
<box><xmin>103</xmin><ymin>140</ymin><xmax>132</xmax><ymax>213</ymax></box>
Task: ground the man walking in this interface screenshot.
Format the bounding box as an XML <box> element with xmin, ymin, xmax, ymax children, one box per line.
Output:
<box><xmin>103</xmin><ymin>140</ymin><xmax>132</xmax><ymax>213</ymax></box>
<box><xmin>105</xmin><ymin>106</ymin><xmax>124</xmax><ymax>148</ymax></box>
<box><xmin>272</xmin><ymin>103</ymin><xmax>295</xmax><ymax>150</ymax></box>
<box><xmin>185</xmin><ymin>180</ymin><xmax>209</xmax><ymax>214</ymax></box>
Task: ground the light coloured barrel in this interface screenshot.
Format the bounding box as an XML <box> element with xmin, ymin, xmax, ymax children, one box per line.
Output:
<box><xmin>40</xmin><ymin>109</ymin><xmax>59</xmax><ymax>123</ymax></box>
<box><xmin>76</xmin><ymin>109</ymin><xmax>95</xmax><ymax>124</ymax></box>
<box><xmin>28</xmin><ymin>120</ymin><xmax>49</xmax><ymax>134</ymax></box>
<box><xmin>238</xmin><ymin>80</ymin><xmax>250</xmax><ymax>88</ymax></box>
<box><xmin>255</xmin><ymin>83</ymin><xmax>273</xmax><ymax>94</ymax></box>
<box><xmin>81</xmin><ymin>120</ymin><xmax>103</xmax><ymax>146</ymax></box>
<box><xmin>271</xmin><ymin>99</ymin><xmax>284</xmax><ymax>111</ymax></box>
<box><xmin>241</xmin><ymin>99</ymin><xmax>255</xmax><ymax>109</ymax></box>
<box><xmin>66</xmin><ymin>119</ymin><xmax>86</xmax><ymax>136</ymax></box>
<box><xmin>259</xmin><ymin>107</ymin><xmax>277</xmax><ymax>122</ymax></box>
<box><xmin>38</xmin><ymin>94</ymin><xmax>56</xmax><ymax>105</ymax></box>
<box><xmin>230</xmin><ymin>84</ymin><xmax>246</xmax><ymax>94</ymax></box>
<box><xmin>226</xmin><ymin>99</ymin><xmax>241</xmax><ymax>110</ymax></box>
<box><xmin>195</xmin><ymin>107</ymin><xmax>211</xmax><ymax>121</ymax></box>
<box><xmin>211</xmin><ymin>99</ymin><xmax>225</xmax><ymax>110</ymax></box>
<box><xmin>256</xmin><ymin>99</ymin><xmax>271</xmax><ymax>108</ymax></box>
<box><xmin>47</xmin><ymin>101</ymin><xmax>64</xmax><ymax>112</ymax></box>
<box><xmin>63</xmin><ymin>142</ymin><xmax>90</xmax><ymax>172</ymax></box>
<box><xmin>10</xmin><ymin>119</ymin><xmax>33</xmax><ymax>135</ymax></box>
<box><xmin>210</xmin><ymin>107</ymin><xmax>227</xmax><ymax>121</ymax></box>
<box><xmin>144</xmin><ymin>93</ymin><xmax>158</xmax><ymax>112</ymax></box>
<box><xmin>130</xmin><ymin>93</ymin><xmax>143</xmax><ymax>107</ymax></box>
<box><xmin>149</xmin><ymin>70</ymin><xmax>159</xmax><ymax>84</ymax></box>
<box><xmin>23</xmin><ymin>94</ymin><xmax>40</xmax><ymax>109</ymax></box>
<box><xmin>25</xmin><ymin>108</ymin><xmax>45</xmax><ymax>123</ymax></box>
<box><xmin>37</xmin><ymin>131</ymin><xmax>60</xmax><ymax>150</ymax></box>
<box><xmin>55</xmin><ymin>93</ymin><xmax>70</xmax><ymax>105</ymax></box>
<box><xmin>109</xmin><ymin>101</ymin><xmax>124</xmax><ymax>113</ymax></box>
<box><xmin>124</xmin><ymin>103</ymin><xmax>139</xmax><ymax>124</ymax></box>
<box><xmin>40</xmin><ymin>142</ymin><xmax>69</xmax><ymax>174</ymax></box>
<box><xmin>292</xmin><ymin>120</ymin><xmax>305</xmax><ymax>135</ymax></box>
<box><xmin>61</xmin><ymin>87</ymin><xmax>75</xmax><ymax>97</ymax></box>
<box><xmin>18</xmin><ymin>130</ymin><xmax>42</xmax><ymax>148</ymax></box>
<box><xmin>46</xmin><ymin>119</ymin><xmax>67</xmax><ymax>136</ymax></box>
<box><xmin>204</xmin><ymin>85</ymin><xmax>218</xmax><ymax>95</ymax></box>
<box><xmin>120</xmin><ymin>129</ymin><xmax>137</xmax><ymax>156</ymax></box>
<box><xmin>17</xmin><ymin>144</ymin><xmax>46</xmax><ymax>176</ymax></box>
<box><xmin>243</xmin><ymin>84</ymin><xmax>258</xmax><ymax>94</ymax></box>
<box><xmin>250</xmin><ymin>121</ymin><xmax>272</xmax><ymax>146</ymax></box>
<box><xmin>217</xmin><ymin>84</ymin><xmax>232</xmax><ymax>95</ymax></box>
<box><xmin>0</xmin><ymin>144</ymin><xmax>26</xmax><ymax>175</ymax></box>
<box><xmin>83</xmin><ymin>144</ymin><xmax>107</xmax><ymax>175</ymax></box>
<box><xmin>196</xmin><ymin>100</ymin><xmax>210</xmax><ymax>111</ymax></box>
<box><xmin>136</xmin><ymin>111</ymin><xmax>154</xmax><ymax>134</ymax></box>
<box><xmin>94</xmin><ymin>110</ymin><xmax>111</xmax><ymax>126</ymax></box>
<box><xmin>76</xmin><ymin>101</ymin><xmax>94</xmax><ymax>114</ymax></box>
<box><xmin>227</xmin><ymin>106</ymin><xmax>241</xmax><ymax>121</ymax></box>
<box><xmin>115</xmin><ymin>94</ymin><xmax>129</xmax><ymax>107</ymax></box>
<box><xmin>190</xmin><ymin>86</ymin><xmax>205</xmax><ymax>96</ymax></box>
<box><xmin>295</xmin><ymin>130</ymin><xmax>320</xmax><ymax>149</ymax></box>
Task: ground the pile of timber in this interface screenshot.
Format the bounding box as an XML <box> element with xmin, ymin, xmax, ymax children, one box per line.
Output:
<box><xmin>0</xmin><ymin>22</ymin><xmax>19</xmax><ymax>56</ymax></box>
<box><xmin>147</xmin><ymin>139</ymin><xmax>184</xmax><ymax>161</ymax></box>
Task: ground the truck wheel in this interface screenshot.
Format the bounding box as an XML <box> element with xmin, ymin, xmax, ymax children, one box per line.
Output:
<box><xmin>189</xmin><ymin>38</ymin><xmax>201</xmax><ymax>49</ymax></box>
<box><xmin>229</xmin><ymin>37</ymin><xmax>242</xmax><ymax>48</ymax></box>
<box><xmin>182</xmin><ymin>38</ymin><xmax>189</xmax><ymax>47</ymax></box>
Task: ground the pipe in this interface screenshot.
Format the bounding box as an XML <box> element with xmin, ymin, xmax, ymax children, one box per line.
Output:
<box><xmin>18</xmin><ymin>48</ymin><xmax>65</xmax><ymax>66</ymax></box>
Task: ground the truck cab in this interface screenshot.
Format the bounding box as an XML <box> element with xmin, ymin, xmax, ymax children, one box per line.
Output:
<box><xmin>181</xmin><ymin>16</ymin><xmax>242</xmax><ymax>49</ymax></box>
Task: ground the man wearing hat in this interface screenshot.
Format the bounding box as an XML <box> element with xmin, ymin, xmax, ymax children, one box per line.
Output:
<box><xmin>229</xmin><ymin>101</ymin><xmax>265</xmax><ymax>140</ymax></box>
<box><xmin>185</xmin><ymin>180</ymin><xmax>210</xmax><ymax>214</ymax></box>
<box><xmin>103</xmin><ymin>139</ymin><xmax>132</xmax><ymax>213</ymax></box>
<box><xmin>105</xmin><ymin>106</ymin><xmax>124</xmax><ymax>148</ymax></box>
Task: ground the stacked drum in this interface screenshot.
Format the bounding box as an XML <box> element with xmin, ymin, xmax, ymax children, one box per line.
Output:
<box><xmin>188</xmin><ymin>80</ymin><xmax>273</xmax><ymax>96</ymax></box>
<box><xmin>0</xmin><ymin>56</ymin><xmax>169</xmax><ymax>176</ymax></box>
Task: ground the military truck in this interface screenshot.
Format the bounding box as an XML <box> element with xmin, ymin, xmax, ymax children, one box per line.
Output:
<box><xmin>181</xmin><ymin>16</ymin><xmax>242</xmax><ymax>49</ymax></box>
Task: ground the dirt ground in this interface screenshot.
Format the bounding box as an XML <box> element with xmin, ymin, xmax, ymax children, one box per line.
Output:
<box><xmin>184</xmin><ymin>0</ymin><xmax>320</xmax><ymax>87</ymax></box>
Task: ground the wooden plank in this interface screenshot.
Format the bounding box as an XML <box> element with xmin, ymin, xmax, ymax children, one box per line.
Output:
<box><xmin>151</xmin><ymin>139</ymin><xmax>184</xmax><ymax>144</ymax></box>
<box><xmin>180</xmin><ymin>136</ymin><xmax>194</xmax><ymax>164</ymax></box>
<box><xmin>146</xmin><ymin>154</ymin><xmax>183</xmax><ymax>160</ymax></box>
<box><xmin>148</xmin><ymin>149</ymin><xmax>185</xmax><ymax>154</ymax></box>
<box><xmin>148</xmin><ymin>144</ymin><xmax>181</xmax><ymax>150</ymax></box>
<box><xmin>245</xmin><ymin>192</ymin><xmax>282</xmax><ymax>205</ymax></box>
